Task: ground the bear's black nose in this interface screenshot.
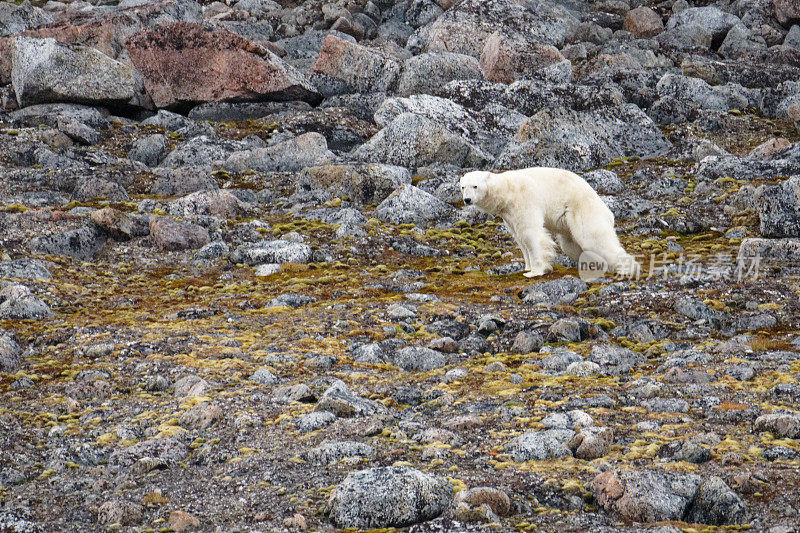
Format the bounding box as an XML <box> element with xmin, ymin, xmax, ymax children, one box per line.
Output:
<box><xmin>464</xmin><ymin>198</ymin><xmax>472</xmax><ymax>205</ymax></box>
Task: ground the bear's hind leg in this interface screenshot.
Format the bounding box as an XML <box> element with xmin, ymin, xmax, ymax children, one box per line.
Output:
<box><xmin>555</xmin><ymin>233</ymin><xmax>583</xmax><ymax>262</ymax></box>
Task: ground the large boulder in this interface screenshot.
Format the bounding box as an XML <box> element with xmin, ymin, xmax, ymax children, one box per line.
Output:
<box><xmin>311</xmin><ymin>34</ymin><xmax>401</xmax><ymax>94</ymax></box>
<box><xmin>497</xmin><ymin>104</ymin><xmax>671</xmax><ymax>173</ymax></box>
<box><xmin>126</xmin><ymin>22</ymin><xmax>321</xmax><ymax>109</ymax></box>
<box><xmin>0</xmin><ymin>2</ymin><xmax>53</xmax><ymax>37</ymax></box>
<box><xmin>231</xmin><ymin>240</ymin><xmax>312</xmax><ymax>265</ymax></box>
<box><xmin>373</xmin><ymin>94</ymin><xmax>521</xmax><ymax>156</ymax></box>
<box><xmin>11</xmin><ymin>37</ymin><xmax>148</xmax><ymax>108</ymax></box>
<box><xmin>149</xmin><ymin>217</ymin><xmax>210</xmax><ymax>251</ymax></box>
<box><xmin>294</xmin><ymin>164</ymin><xmax>410</xmax><ymax>206</ymax></box>
<box><xmin>624</xmin><ymin>7</ymin><xmax>664</xmax><ymax>39</ymax></box>
<box><xmin>665</xmin><ymin>6</ymin><xmax>740</xmax><ymax>47</ymax></box>
<box><xmin>374</xmin><ymin>185</ymin><xmax>458</xmax><ymax>227</ymax></box>
<box><xmin>413</xmin><ymin>0</ymin><xmax>580</xmax><ymax>57</ymax></box>
<box><xmin>0</xmin><ymin>0</ymin><xmax>203</xmax><ymax>85</ymax></box>
<box><xmin>398</xmin><ymin>52</ymin><xmax>484</xmax><ymax>96</ymax></box>
<box><xmin>354</xmin><ymin>112</ymin><xmax>492</xmax><ymax>169</ymax></box>
<box><xmin>591</xmin><ymin>469</ymin><xmax>746</xmax><ymax>525</ymax></box>
<box><xmin>168</xmin><ymin>190</ymin><xmax>252</xmax><ymax>219</ymax></box>
<box><xmin>328</xmin><ymin>466</ymin><xmax>453</xmax><ymax>529</ymax></box>
<box><xmin>31</xmin><ymin>226</ymin><xmax>106</xmax><ymax>261</ymax></box>
<box><xmin>479</xmin><ymin>31</ymin><xmax>564</xmax><ymax>84</ymax></box>
<box><xmin>225</xmin><ymin>132</ymin><xmax>336</xmax><ymax>173</ymax></box>
<box><xmin>755</xmin><ymin>176</ymin><xmax>800</xmax><ymax>237</ymax></box>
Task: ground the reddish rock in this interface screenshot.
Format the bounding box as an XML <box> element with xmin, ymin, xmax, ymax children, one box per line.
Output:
<box><xmin>775</xmin><ymin>0</ymin><xmax>800</xmax><ymax>26</ymax></box>
<box><xmin>624</xmin><ymin>7</ymin><xmax>664</xmax><ymax>38</ymax></box>
<box><xmin>0</xmin><ymin>0</ymin><xmax>202</xmax><ymax>85</ymax></box>
<box><xmin>126</xmin><ymin>22</ymin><xmax>321</xmax><ymax>109</ymax></box>
<box><xmin>480</xmin><ymin>31</ymin><xmax>564</xmax><ymax>84</ymax></box>
<box><xmin>168</xmin><ymin>510</ymin><xmax>200</xmax><ymax>532</ymax></box>
<box><xmin>311</xmin><ymin>34</ymin><xmax>401</xmax><ymax>93</ymax></box>
<box><xmin>748</xmin><ymin>137</ymin><xmax>791</xmax><ymax>159</ymax></box>
<box><xmin>90</xmin><ymin>207</ymin><xmax>146</xmax><ymax>241</ymax></box>
<box><xmin>149</xmin><ymin>216</ymin><xmax>210</xmax><ymax>251</ymax></box>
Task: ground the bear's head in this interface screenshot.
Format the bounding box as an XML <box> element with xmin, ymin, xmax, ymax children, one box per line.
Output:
<box><xmin>460</xmin><ymin>171</ymin><xmax>492</xmax><ymax>208</ymax></box>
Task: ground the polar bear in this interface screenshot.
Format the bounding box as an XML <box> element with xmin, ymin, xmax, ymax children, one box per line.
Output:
<box><xmin>460</xmin><ymin>167</ymin><xmax>640</xmax><ymax>278</ymax></box>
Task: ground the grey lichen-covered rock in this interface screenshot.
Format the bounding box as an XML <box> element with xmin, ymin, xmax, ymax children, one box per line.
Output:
<box><xmin>108</xmin><ymin>437</ymin><xmax>189</xmax><ymax>470</ymax></box>
<box><xmin>0</xmin><ymin>284</ymin><xmax>53</xmax><ymax>320</ymax></box>
<box><xmin>374</xmin><ymin>185</ymin><xmax>458</xmax><ymax>227</ymax></box>
<box><xmin>353</xmin><ymin>112</ymin><xmax>492</xmax><ymax>169</ymax></box>
<box><xmin>225</xmin><ymin>132</ymin><xmax>336</xmax><ymax>173</ymax></box>
<box><xmin>665</xmin><ymin>6</ymin><xmax>740</xmax><ymax>44</ymax></box>
<box><xmin>673</xmin><ymin>297</ymin><xmax>729</xmax><ymax>329</ymax></box>
<box><xmin>0</xmin><ymin>1</ymin><xmax>53</xmax><ymax>36</ymax></box>
<box><xmin>397</xmin><ymin>52</ymin><xmax>484</xmax><ymax>96</ymax></box>
<box><xmin>687</xmin><ymin>476</ymin><xmax>748</xmax><ymax>525</ymax></box>
<box><xmin>327</xmin><ymin>465</ymin><xmax>453</xmax><ymax>529</ymax></box>
<box><xmin>294</xmin><ymin>163</ymin><xmax>410</xmax><ymax>206</ymax></box>
<box><xmin>128</xmin><ymin>134</ymin><xmax>167</xmax><ymax>167</ymax></box>
<box><xmin>0</xmin><ymin>258</ymin><xmax>51</xmax><ymax>280</ymax></box>
<box><xmin>588</xmin><ymin>345</ymin><xmax>644</xmax><ymax>375</ymax></box>
<box><xmin>0</xmin><ymin>327</ymin><xmax>23</xmax><ymax>371</ymax></box>
<box><xmin>497</xmin><ymin>104</ymin><xmax>671</xmax><ymax>173</ymax></box>
<box><xmin>414</xmin><ymin>0</ymin><xmax>580</xmax><ymax>57</ymax></box>
<box><xmin>150</xmin><ymin>166</ymin><xmax>219</xmax><ymax>196</ymax></box>
<box><xmin>506</xmin><ymin>429</ymin><xmax>574</xmax><ymax>461</ymax></box>
<box><xmin>31</xmin><ymin>226</ymin><xmax>107</xmax><ymax>260</ymax></box>
<box><xmin>737</xmin><ymin>238</ymin><xmax>800</xmax><ymax>275</ymax></box>
<box><xmin>311</xmin><ymin>34</ymin><xmax>401</xmax><ymax>94</ymax></box>
<box><xmin>11</xmin><ymin>37</ymin><xmax>148</xmax><ymax>108</ymax></box>
<box><xmin>591</xmin><ymin>469</ymin><xmax>703</xmax><ymax>523</ymax></box>
<box><xmin>168</xmin><ymin>189</ymin><xmax>251</xmax><ymax>219</ymax></box>
<box><xmin>754</xmin><ymin>412</ymin><xmax>800</xmax><ymax>438</ymax></box>
<box><xmin>314</xmin><ymin>379</ymin><xmax>387</xmax><ymax>418</ymax></box>
<box><xmin>521</xmin><ymin>276</ymin><xmax>588</xmax><ymax>305</ymax></box>
<box><xmin>72</xmin><ymin>177</ymin><xmax>129</xmax><ymax>202</ymax></box>
<box><xmin>231</xmin><ymin>240</ymin><xmax>312</xmax><ymax>265</ymax></box>
<box><xmin>303</xmin><ymin>441</ymin><xmax>376</xmax><ymax>465</ymax></box>
<box><xmin>541</xmin><ymin>410</ymin><xmax>593</xmax><ymax>430</ymax></box>
<box><xmin>568</xmin><ymin>426</ymin><xmax>613</xmax><ymax>459</ymax></box>
<box><xmin>583</xmin><ymin>169</ymin><xmax>625</xmax><ymax>195</ymax></box>
<box><xmin>755</xmin><ymin>177</ymin><xmax>800</xmax><ymax>237</ymax></box>
<box><xmin>249</xmin><ymin>367</ymin><xmax>278</xmax><ymax>385</ymax></box>
<box><xmin>373</xmin><ymin>94</ymin><xmax>519</xmax><ymax>157</ymax></box>
<box><xmin>393</xmin><ymin>346</ymin><xmax>448</xmax><ymax>371</ymax></box>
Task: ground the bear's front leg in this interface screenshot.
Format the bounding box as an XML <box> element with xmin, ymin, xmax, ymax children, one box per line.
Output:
<box><xmin>518</xmin><ymin>226</ymin><xmax>555</xmax><ymax>278</ymax></box>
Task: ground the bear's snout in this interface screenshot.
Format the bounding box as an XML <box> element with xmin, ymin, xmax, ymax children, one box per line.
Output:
<box><xmin>464</xmin><ymin>197</ymin><xmax>472</xmax><ymax>205</ymax></box>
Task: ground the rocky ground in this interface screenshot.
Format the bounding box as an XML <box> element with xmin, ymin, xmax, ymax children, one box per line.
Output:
<box><xmin>2</xmin><ymin>0</ymin><xmax>800</xmax><ymax>531</ymax></box>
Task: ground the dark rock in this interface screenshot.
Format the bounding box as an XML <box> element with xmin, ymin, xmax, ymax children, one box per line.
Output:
<box><xmin>0</xmin><ymin>258</ymin><xmax>51</xmax><ymax>280</ymax></box>
<box><xmin>511</xmin><ymin>330</ymin><xmax>543</xmax><ymax>354</ymax></box>
<box><xmin>755</xmin><ymin>176</ymin><xmax>800</xmax><ymax>237</ymax></box>
<box><xmin>588</xmin><ymin>344</ymin><xmax>644</xmax><ymax>375</ymax></box>
<box><xmin>521</xmin><ymin>276</ymin><xmax>588</xmax><ymax>305</ymax></box>
<box><xmin>72</xmin><ymin>177</ymin><xmax>129</xmax><ymax>202</ymax></box>
<box><xmin>314</xmin><ymin>379</ymin><xmax>387</xmax><ymax>417</ymax></box>
<box><xmin>0</xmin><ymin>284</ymin><xmax>52</xmax><ymax>320</ymax></box>
<box><xmin>32</xmin><ymin>226</ymin><xmax>106</xmax><ymax>260</ymax></box>
<box><xmin>374</xmin><ymin>185</ymin><xmax>457</xmax><ymax>227</ymax></box>
<box><xmin>393</xmin><ymin>346</ymin><xmax>448</xmax><ymax>371</ymax></box>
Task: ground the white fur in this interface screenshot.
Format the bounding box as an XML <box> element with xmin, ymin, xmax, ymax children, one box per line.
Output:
<box><xmin>460</xmin><ymin>167</ymin><xmax>640</xmax><ymax>278</ymax></box>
